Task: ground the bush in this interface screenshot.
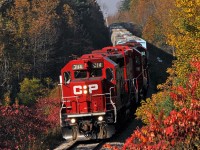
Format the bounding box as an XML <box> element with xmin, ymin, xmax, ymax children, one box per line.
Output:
<box><xmin>0</xmin><ymin>97</ymin><xmax>60</xmax><ymax>149</ymax></box>
<box><xmin>0</xmin><ymin>105</ymin><xmax>50</xmax><ymax>149</ymax></box>
<box><xmin>123</xmin><ymin>61</ymin><xmax>200</xmax><ymax>149</ymax></box>
<box><xmin>36</xmin><ymin>98</ymin><xmax>60</xmax><ymax>128</ymax></box>
<box><xmin>136</xmin><ymin>92</ymin><xmax>174</xmax><ymax>124</ymax></box>
<box><xmin>18</xmin><ymin>78</ymin><xmax>44</xmax><ymax>106</ymax></box>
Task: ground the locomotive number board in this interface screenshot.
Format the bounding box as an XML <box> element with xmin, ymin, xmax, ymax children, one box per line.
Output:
<box><xmin>72</xmin><ymin>64</ymin><xmax>84</xmax><ymax>70</ymax></box>
<box><xmin>92</xmin><ymin>62</ymin><xmax>104</xmax><ymax>68</ymax></box>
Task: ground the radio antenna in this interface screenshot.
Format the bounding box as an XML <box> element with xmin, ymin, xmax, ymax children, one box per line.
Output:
<box><xmin>69</xmin><ymin>54</ymin><xmax>78</xmax><ymax>60</ymax></box>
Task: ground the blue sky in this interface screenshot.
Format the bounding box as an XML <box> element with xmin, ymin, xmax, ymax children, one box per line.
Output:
<box><xmin>96</xmin><ymin>0</ymin><xmax>122</xmax><ymax>16</ymax></box>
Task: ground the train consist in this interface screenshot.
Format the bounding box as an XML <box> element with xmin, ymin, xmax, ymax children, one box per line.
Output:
<box><xmin>110</xmin><ymin>25</ymin><xmax>147</xmax><ymax>49</ymax></box>
<box><xmin>59</xmin><ymin>25</ymin><xmax>149</xmax><ymax>141</ymax></box>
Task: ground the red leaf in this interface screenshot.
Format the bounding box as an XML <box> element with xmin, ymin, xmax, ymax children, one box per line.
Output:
<box><xmin>164</xmin><ymin>125</ymin><xmax>174</xmax><ymax>136</ymax></box>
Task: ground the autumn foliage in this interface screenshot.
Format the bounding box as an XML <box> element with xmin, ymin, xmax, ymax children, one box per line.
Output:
<box><xmin>0</xmin><ymin>98</ymin><xmax>60</xmax><ymax>149</ymax></box>
<box><xmin>0</xmin><ymin>0</ymin><xmax>109</xmax><ymax>102</ymax></box>
<box><xmin>123</xmin><ymin>61</ymin><xmax>200</xmax><ymax>149</ymax></box>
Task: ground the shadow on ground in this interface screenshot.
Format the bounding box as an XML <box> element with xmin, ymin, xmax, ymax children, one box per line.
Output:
<box><xmin>147</xmin><ymin>43</ymin><xmax>174</xmax><ymax>96</ymax></box>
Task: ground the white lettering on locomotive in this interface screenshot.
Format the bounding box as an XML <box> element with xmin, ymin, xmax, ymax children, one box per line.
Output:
<box><xmin>73</xmin><ymin>84</ymin><xmax>98</xmax><ymax>95</ymax></box>
<box><xmin>73</xmin><ymin>85</ymin><xmax>82</xmax><ymax>95</ymax></box>
<box><xmin>88</xmin><ymin>84</ymin><xmax>98</xmax><ymax>94</ymax></box>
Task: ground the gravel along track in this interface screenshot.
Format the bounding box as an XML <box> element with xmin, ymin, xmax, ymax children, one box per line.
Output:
<box><xmin>54</xmin><ymin>139</ymin><xmax>107</xmax><ymax>150</ymax></box>
<box><xmin>70</xmin><ymin>140</ymin><xmax>107</xmax><ymax>150</ymax></box>
<box><xmin>54</xmin><ymin>140</ymin><xmax>77</xmax><ymax>150</ymax></box>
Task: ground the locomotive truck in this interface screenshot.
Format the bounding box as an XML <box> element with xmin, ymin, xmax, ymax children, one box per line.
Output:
<box><xmin>59</xmin><ymin>25</ymin><xmax>149</xmax><ymax>141</ymax></box>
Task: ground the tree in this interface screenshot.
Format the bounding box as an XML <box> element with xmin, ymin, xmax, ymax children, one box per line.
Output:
<box><xmin>123</xmin><ymin>61</ymin><xmax>200</xmax><ymax>149</ymax></box>
<box><xmin>18</xmin><ymin>78</ymin><xmax>44</xmax><ymax>106</ymax></box>
<box><xmin>29</xmin><ymin>0</ymin><xmax>60</xmax><ymax>77</ymax></box>
<box><xmin>142</xmin><ymin>16</ymin><xmax>165</xmax><ymax>45</ymax></box>
<box><xmin>122</xmin><ymin>0</ymin><xmax>200</xmax><ymax>149</ymax></box>
<box><xmin>0</xmin><ymin>0</ymin><xmax>110</xmax><ymax>104</ymax></box>
<box><xmin>167</xmin><ymin>0</ymin><xmax>200</xmax><ymax>86</ymax></box>
<box><xmin>129</xmin><ymin>0</ymin><xmax>155</xmax><ymax>27</ymax></box>
<box><xmin>141</xmin><ymin>0</ymin><xmax>175</xmax><ymax>49</ymax></box>
<box><xmin>119</xmin><ymin>0</ymin><xmax>131</xmax><ymax>11</ymax></box>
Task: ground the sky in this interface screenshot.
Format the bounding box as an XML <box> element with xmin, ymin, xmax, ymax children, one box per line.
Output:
<box><xmin>1</xmin><ymin>0</ymin><xmax>121</xmax><ymax>16</ymax></box>
<box><xmin>96</xmin><ymin>0</ymin><xmax>122</xmax><ymax>16</ymax></box>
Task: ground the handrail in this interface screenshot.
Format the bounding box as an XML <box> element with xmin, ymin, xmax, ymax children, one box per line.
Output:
<box><xmin>92</xmin><ymin>93</ymin><xmax>109</xmax><ymax>97</ymax></box>
<box><xmin>61</xmin><ymin>92</ymin><xmax>117</xmax><ymax>114</ymax></box>
<box><xmin>132</xmin><ymin>68</ymin><xmax>148</xmax><ymax>91</ymax></box>
<box><xmin>61</xmin><ymin>96</ymin><xmax>80</xmax><ymax>113</ymax></box>
<box><xmin>109</xmin><ymin>87</ymin><xmax>117</xmax><ymax>123</ymax></box>
<box><xmin>62</xmin><ymin>96</ymin><xmax>79</xmax><ymax>101</ymax></box>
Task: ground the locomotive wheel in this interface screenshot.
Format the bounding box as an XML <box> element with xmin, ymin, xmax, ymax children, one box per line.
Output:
<box><xmin>99</xmin><ymin>125</ymin><xmax>107</xmax><ymax>139</ymax></box>
<box><xmin>72</xmin><ymin>126</ymin><xmax>78</xmax><ymax>140</ymax></box>
<box><xmin>90</xmin><ymin>131</ymin><xmax>98</xmax><ymax>140</ymax></box>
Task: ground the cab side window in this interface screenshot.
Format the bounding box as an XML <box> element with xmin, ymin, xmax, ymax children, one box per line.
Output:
<box><xmin>64</xmin><ymin>71</ymin><xmax>71</xmax><ymax>84</ymax></box>
<box><xmin>106</xmin><ymin>68</ymin><xmax>113</xmax><ymax>81</ymax></box>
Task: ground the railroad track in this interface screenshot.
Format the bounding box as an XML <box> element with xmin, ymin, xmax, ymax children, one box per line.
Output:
<box><xmin>54</xmin><ymin>140</ymin><xmax>77</xmax><ymax>150</ymax></box>
<box><xmin>54</xmin><ymin>139</ymin><xmax>108</xmax><ymax>150</ymax></box>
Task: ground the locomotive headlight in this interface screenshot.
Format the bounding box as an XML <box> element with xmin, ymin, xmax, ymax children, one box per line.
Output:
<box><xmin>83</xmin><ymin>85</ymin><xmax>87</xmax><ymax>89</ymax></box>
<box><xmin>98</xmin><ymin>116</ymin><xmax>103</xmax><ymax>121</ymax></box>
<box><xmin>71</xmin><ymin>118</ymin><xmax>76</xmax><ymax>124</ymax></box>
<box><xmin>83</xmin><ymin>90</ymin><xmax>88</xmax><ymax>94</ymax></box>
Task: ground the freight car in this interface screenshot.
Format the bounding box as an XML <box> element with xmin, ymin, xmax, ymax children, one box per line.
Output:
<box><xmin>59</xmin><ymin>27</ymin><xmax>149</xmax><ymax>141</ymax></box>
<box><xmin>110</xmin><ymin>25</ymin><xmax>147</xmax><ymax>49</ymax></box>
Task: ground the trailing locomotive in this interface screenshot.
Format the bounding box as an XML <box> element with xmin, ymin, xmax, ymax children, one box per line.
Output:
<box><xmin>59</xmin><ymin>26</ymin><xmax>149</xmax><ymax>141</ymax></box>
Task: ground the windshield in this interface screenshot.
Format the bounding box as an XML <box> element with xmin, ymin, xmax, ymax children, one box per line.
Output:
<box><xmin>74</xmin><ymin>70</ymin><xmax>87</xmax><ymax>79</ymax></box>
<box><xmin>90</xmin><ymin>69</ymin><xmax>102</xmax><ymax>77</ymax></box>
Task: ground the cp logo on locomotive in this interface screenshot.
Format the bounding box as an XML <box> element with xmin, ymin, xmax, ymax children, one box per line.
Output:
<box><xmin>73</xmin><ymin>84</ymin><xmax>98</xmax><ymax>95</ymax></box>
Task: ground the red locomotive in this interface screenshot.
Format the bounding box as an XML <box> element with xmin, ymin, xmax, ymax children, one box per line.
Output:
<box><xmin>59</xmin><ymin>35</ymin><xmax>149</xmax><ymax>141</ymax></box>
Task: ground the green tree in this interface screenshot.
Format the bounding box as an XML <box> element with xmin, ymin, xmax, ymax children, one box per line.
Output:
<box><xmin>120</xmin><ymin>0</ymin><xmax>131</xmax><ymax>11</ymax></box>
<box><xmin>18</xmin><ymin>78</ymin><xmax>44</xmax><ymax>106</ymax></box>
